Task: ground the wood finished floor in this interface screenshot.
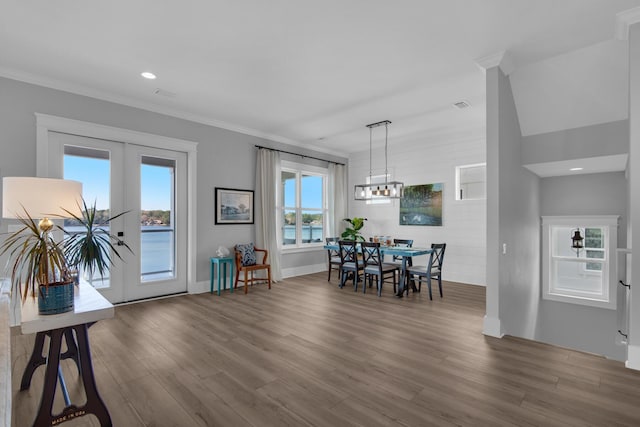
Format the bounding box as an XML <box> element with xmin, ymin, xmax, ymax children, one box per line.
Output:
<box><xmin>11</xmin><ymin>273</ymin><xmax>640</xmax><ymax>426</ymax></box>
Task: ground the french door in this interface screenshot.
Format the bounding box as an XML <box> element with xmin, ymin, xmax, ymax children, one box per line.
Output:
<box><xmin>48</xmin><ymin>132</ymin><xmax>188</xmax><ymax>303</ymax></box>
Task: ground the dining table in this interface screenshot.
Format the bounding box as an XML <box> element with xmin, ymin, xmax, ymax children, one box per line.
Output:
<box><xmin>323</xmin><ymin>242</ymin><xmax>433</xmax><ymax>297</ymax></box>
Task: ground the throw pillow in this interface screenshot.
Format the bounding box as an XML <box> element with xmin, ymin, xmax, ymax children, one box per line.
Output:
<box><xmin>236</xmin><ymin>243</ymin><xmax>257</xmax><ymax>266</ymax></box>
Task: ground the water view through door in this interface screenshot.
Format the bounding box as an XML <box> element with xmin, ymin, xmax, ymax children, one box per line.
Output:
<box><xmin>52</xmin><ymin>132</ymin><xmax>187</xmax><ymax>303</ymax></box>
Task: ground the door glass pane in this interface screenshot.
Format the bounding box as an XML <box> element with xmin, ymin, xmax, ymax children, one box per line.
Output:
<box><xmin>63</xmin><ymin>145</ymin><xmax>111</xmax><ymax>288</ymax></box>
<box><xmin>141</xmin><ymin>156</ymin><xmax>175</xmax><ymax>282</ymax></box>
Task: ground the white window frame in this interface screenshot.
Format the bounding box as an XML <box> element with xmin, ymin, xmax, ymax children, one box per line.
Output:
<box><xmin>455</xmin><ymin>163</ymin><xmax>486</xmax><ymax>201</ymax></box>
<box><xmin>280</xmin><ymin>160</ymin><xmax>328</xmax><ymax>250</ymax></box>
<box><xmin>583</xmin><ymin>228</ymin><xmax>605</xmax><ymax>274</ymax></box>
<box><xmin>541</xmin><ymin>215</ymin><xmax>619</xmax><ymax>309</ymax></box>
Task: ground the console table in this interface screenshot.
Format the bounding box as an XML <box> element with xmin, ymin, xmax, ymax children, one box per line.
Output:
<box><xmin>20</xmin><ymin>282</ymin><xmax>114</xmax><ymax>426</ymax></box>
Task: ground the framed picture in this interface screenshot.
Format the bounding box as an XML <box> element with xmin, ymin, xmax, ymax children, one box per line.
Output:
<box><xmin>215</xmin><ymin>187</ymin><xmax>254</xmax><ymax>224</ymax></box>
<box><xmin>399</xmin><ymin>183</ymin><xmax>443</xmax><ymax>226</ymax></box>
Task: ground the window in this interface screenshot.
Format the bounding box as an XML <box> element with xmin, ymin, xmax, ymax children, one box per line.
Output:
<box><xmin>455</xmin><ymin>163</ymin><xmax>486</xmax><ymax>200</ymax></box>
<box><xmin>541</xmin><ymin>216</ymin><xmax>619</xmax><ymax>309</ymax></box>
<box><xmin>584</xmin><ymin>228</ymin><xmax>604</xmax><ymax>272</ymax></box>
<box><xmin>280</xmin><ymin>161</ymin><xmax>327</xmax><ymax>248</ymax></box>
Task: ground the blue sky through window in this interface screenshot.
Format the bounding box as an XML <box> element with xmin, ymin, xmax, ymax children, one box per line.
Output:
<box><xmin>64</xmin><ymin>155</ymin><xmax>171</xmax><ymax>210</ymax></box>
<box><xmin>283</xmin><ymin>173</ymin><xmax>322</xmax><ymax>207</ymax></box>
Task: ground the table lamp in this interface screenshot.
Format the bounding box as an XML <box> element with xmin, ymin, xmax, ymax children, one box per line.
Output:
<box><xmin>2</xmin><ymin>177</ymin><xmax>83</xmax><ymax>229</ymax></box>
<box><xmin>2</xmin><ymin>177</ymin><xmax>83</xmax><ymax>312</ymax></box>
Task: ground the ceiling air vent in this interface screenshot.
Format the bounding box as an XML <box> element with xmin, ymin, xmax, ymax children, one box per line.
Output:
<box><xmin>453</xmin><ymin>100</ymin><xmax>470</xmax><ymax>109</ymax></box>
<box><xmin>154</xmin><ymin>88</ymin><xmax>177</xmax><ymax>98</ymax></box>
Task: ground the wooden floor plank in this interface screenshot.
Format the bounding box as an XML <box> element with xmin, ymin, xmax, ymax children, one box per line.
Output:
<box><xmin>11</xmin><ymin>273</ymin><xmax>640</xmax><ymax>426</ymax></box>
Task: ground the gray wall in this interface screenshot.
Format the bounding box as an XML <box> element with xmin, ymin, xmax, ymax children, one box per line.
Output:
<box><xmin>627</xmin><ymin>22</ymin><xmax>640</xmax><ymax>368</ymax></box>
<box><xmin>485</xmin><ymin>65</ymin><xmax>542</xmax><ymax>339</ymax></box>
<box><xmin>522</xmin><ymin>120</ymin><xmax>629</xmax><ymax>165</ymax></box>
<box><xmin>0</xmin><ymin>77</ymin><xmax>346</xmax><ymax>286</ymax></box>
<box><xmin>537</xmin><ymin>171</ymin><xmax>627</xmax><ymax>360</ymax></box>
<box><xmin>495</xmin><ymin>68</ymin><xmax>542</xmax><ymax>339</ymax></box>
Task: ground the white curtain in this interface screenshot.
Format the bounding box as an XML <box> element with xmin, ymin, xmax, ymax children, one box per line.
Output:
<box><xmin>255</xmin><ymin>148</ymin><xmax>282</xmax><ymax>281</ymax></box>
<box><xmin>328</xmin><ymin>163</ymin><xmax>348</xmax><ymax>239</ymax></box>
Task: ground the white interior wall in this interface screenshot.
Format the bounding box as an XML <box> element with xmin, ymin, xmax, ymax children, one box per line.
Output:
<box><xmin>348</xmin><ymin>134</ymin><xmax>486</xmax><ymax>286</ymax></box>
<box><xmin>0</xmin><ymin>77</ymin><xmax>346</xmax><ymax>289</ymax></box>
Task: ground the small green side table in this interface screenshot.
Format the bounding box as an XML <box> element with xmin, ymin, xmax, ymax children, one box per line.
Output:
<box><xmin>210</xmin><ymin>257</ymin><xmax>234</xmax><ymax>295</ymax></box>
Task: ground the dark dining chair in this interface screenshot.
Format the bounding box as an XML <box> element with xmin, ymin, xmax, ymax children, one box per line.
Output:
<box><xmin>325</xmin><ymin>237</ymin><xmax>341</xmax><ymax>281</ymax></box>
<box><xmin>391</xmin><ymin>238</ymin><xmax>414</xmax><ymax>294</ymax></box>
<box><xmin>361</xmin><ymin>242</ymin><xmax>399</xmax><ymax>296</ymax></box>
<box><xmin>405</xmin><ymin>243</ymin><xmax>446</xmax><ymax>300</ymax></box>
<box><xmin>338</xmin><ymin>240</ymin><xmax>363</xmax><ymax>291</ymax></box>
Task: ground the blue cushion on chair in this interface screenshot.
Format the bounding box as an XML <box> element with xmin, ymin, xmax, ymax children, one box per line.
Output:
<box><xmin>236</xmin><ymin>243</ymin><xmax>257</xmax><ymax>266</ymax></box>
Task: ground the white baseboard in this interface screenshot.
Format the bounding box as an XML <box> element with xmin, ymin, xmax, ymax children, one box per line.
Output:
<box><xmin>281</xmin><ymin>263</ymin><xmax>326</xmax><ymax>279</ymax></box>
<box><xmin>192</xmin><ymin>263</ymin><xmax>326</xmax><ymax>295</ymax></box>
<box><xmin>626</xmin><ymin>344</ymin><xmax>640</xmax><ymax>370</ymax></box>
<box><xmin>190</xmin><ymin>280</ymin><xmax>210</xmax><ymax>294</ymax></box>
<box><xmin>483</xmin><ymin>315</ymin><xmax>503</xmax><ymax>338</ymax></box>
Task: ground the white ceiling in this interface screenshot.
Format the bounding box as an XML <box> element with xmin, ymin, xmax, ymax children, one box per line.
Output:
<box><xmin>523</xmin><ymin>154</ymin><xmax>629</xmax><ymax>177</ymax></box>
<box><xmin>2</xmin><ymin>0</ymin><xmax>640</xmax><ymax>155</ymax></box>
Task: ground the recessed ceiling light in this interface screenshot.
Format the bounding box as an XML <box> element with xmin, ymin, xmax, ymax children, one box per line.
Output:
<box><xmin>141</xmin><ymin>72</ymin><xmax>157</xmax><ymax>80</ymax></box>
<box><xmin>570</xmin><ymin>167</ymin><xmax>583</xmax><ymax>171</ymax></box>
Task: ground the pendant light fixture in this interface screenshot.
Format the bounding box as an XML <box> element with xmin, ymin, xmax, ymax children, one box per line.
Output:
<box><xmin>354</xmin><ymin>120</ymin><xmax>404</xmax><ymax>201</ymax></box>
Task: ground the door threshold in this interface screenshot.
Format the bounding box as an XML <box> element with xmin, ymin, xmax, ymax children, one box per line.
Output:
<box><xmin>114</xmin><ymin>291</ymin><xmax>188</xmax><ymax>306</ymax></box>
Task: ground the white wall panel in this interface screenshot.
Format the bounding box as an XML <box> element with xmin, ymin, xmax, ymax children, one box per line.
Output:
<box><xmin>348</xmin><ymin>135</ymin><xmax>486</xmax><ymax>286</ymax></box>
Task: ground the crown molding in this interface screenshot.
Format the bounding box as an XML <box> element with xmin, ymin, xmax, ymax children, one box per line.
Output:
<box><xmin>0</xmin><ymin>65</ymin><xmax>348</xmax><ymax>158</ymax></box>
<box><xmin>616</xmin><ymin>7</ymin><xmax>640</xmax><ymax>40</ymax></box>
<box><xmin>475</xmin><ymin>51</ymin><xmax>515</xmax><ymax>76</ymax></box>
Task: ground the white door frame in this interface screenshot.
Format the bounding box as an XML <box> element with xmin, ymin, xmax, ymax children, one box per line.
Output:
<box><xmin>35</xmin><ymin>113</ymin><xmax>198</xmax><ymax>295</ymax></box>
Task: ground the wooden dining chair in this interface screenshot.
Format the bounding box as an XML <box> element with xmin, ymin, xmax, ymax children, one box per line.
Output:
<box><xmin>325</xmin><ymin>237</ymin><xmax>341</xmax><ymax>281</ymax></box>
<box><xmin>234</xmin><ymin>243</ymin><xmax>272</xmax><ymax>294</ymax></box>
<box><xmin>405</xmin><ymin>243</ymin><xmax>446</xmax><ymax>300</ymax></box>
<box><xmin>338</xmin><ymin>240</ymin><xmax>363</xmax><ymax>291</ymax></box>
<box><xmin>361</xmin><ymin>242</ymin><xmax>399</xmax><ymax>296</ymax></box>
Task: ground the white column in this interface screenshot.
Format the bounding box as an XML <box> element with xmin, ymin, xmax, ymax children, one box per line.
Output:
<box><xmin>627</xmin><ymin>21</ymin><xmax>640</xmax><ymax>370</ymax></box>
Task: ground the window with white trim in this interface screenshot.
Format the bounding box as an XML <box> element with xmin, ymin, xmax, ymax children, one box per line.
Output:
<box><xmin>280</xmin><ymin>161</ymin><xmax>327</xmax><ymax>248</ymax></box>
<box><xmin>455</xmin><ymin>163</ymin><xmax>486</xmax><ymax>200</ymax></box>
<box><xmin>541</xmin><ymin>216</ymin><xmax>619</xmax><ymax>309</ymax></box>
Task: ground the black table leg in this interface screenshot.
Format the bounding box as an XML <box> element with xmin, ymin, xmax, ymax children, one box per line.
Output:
<box><xmin>23</xmin><ymin>324</ymin><xmax>112</xmax><ymax>427</ymax></box>
<box><xmin>61</xmin><ymin>329</ymin><xmax>80</xmax><ymax>371</ymax></box>
<box><xmin>72</xmin><ymin>323</ymin><xmax>112</xmax><ymax>426</ymax></box>
<box><xmin>20</xmin><ymin>331</ymin><xmax>47</xmax><ymax>390</ymax></box>
<box><xmin>21</xmin><ymin>329</ymin><xmax>82</xmax><ymax>391</ymax></box>
<box><xmin>32</xmin><ymin>328</ymin><xmax>64</xmax><ymax>426</ymax></box>
<box><xmin>396</xmin><ymin>257</ymin><xmax>407</xmax><ymax>297</ymax></box>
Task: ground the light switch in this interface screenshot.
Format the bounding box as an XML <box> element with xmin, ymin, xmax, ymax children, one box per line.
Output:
<box><xmin>502</xmin><ymin>243</ymin><xmax>507</xmax><ymax>255</ymax></box>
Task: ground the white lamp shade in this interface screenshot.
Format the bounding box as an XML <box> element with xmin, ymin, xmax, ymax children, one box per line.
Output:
<box><xmin>2</xmin><ymin>177</ymin><xmax>83</xmax><ymax>219</ymax></box>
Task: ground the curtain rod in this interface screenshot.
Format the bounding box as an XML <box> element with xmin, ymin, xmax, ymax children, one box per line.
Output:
<box><xmin>255</xmin><ymin>145</ymin><xmax>346</xmax><ymax>166</ymax></box>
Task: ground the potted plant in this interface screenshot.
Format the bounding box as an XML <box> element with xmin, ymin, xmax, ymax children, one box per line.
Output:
<box><xmin>0</xmin><ymin>210</ymin><xmax>75</xmax><ymax>314</ymax></box>
<box><xmin>341</xmin><ymin>217</ymin><xmax>367</xmax><ymax>241</ymax></box>
<box><xmin>61</xmin><ymin>198</ymin><xmax>132</xmax><ymax>283</ymax></box>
